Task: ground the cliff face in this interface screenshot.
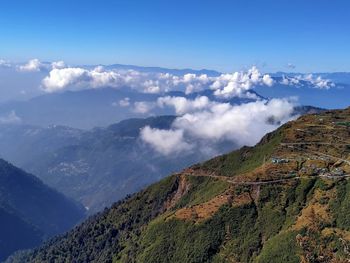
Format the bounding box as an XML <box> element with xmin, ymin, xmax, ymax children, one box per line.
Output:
<box><xmin>19</xmin><ymin>107</ymin><xmax>350</xmax><ymax>263</ymax></box>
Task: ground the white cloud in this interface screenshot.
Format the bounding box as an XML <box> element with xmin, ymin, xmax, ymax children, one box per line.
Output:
<box><xmin>0</xmin><ymin>59</ymin><xmax>11</xmax><ymax>68</ymax></box>
<box><xmin>18</xmin><ymin>59</ymin><xmax>68</xmax><ymax>73</ymax></box>
<box><xmin>140</xmin><ymin>126</ymin><xmax>192</xmax><ymax>155</ymax></box>
<box><xmin>133</xmin><ymin>101</ymin><xmax>155</xmax><ymax>114</ymax></box>
<box><xmin>42</xmin><ymin>67</ymin><xmax>87</xmax><ymax>91</ymax></box>
<box><xmin>51</xmin><ymin>60</ymin><xmax>66</xmax><ymax>69</ymax></box>
<box><xmin>39</xmin><ymin>62</ymin><xmax>337</xmax><ymax>97</ymax></box>
<box><xmin>116</xmin><ymin>97</ymin><xmax>130</xmax><ymax>107</ymax></box>
<box><xmin>140</xmin><ymin>97</ymin><xmax>296</xmax><ymax>156</ymax></box>
<box><xmin>19</xmin><ymin>59</ymin><xmax>46</xmax><ymax>72</ymax></box>
<box><xmin>0</xmin><ymin>111</ymin><xmax>22</xmax><ymax>124</ymax></box>
<box><xmin>280</xmin><ymin>74</ymin><xmax>335</xmax><ymax>89</ymax></box>
<box><xmin>39</xmin><ymin>65</ymin><xmax>275</xmax><ymax>97</ymax></box>
<box><xmin>211</xmin><ymin>66</ymin><xmax>274</xmax><ymax>98</ymax></box>
<box><xmin>157</xmin><ymin>95</ymin><xmax>212</xmax><ymax>114</ymax></box>
<box><xmin>262</xmin><ymin>74</ymin><xmax>274</xmax><ymax>86</ymax></box>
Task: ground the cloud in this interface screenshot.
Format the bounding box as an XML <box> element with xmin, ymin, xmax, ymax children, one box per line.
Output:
<box><xmin>140</xmin><ymin>97</ymin><xmax>296</xmax><ymax>156</ymax></box>
<box><xmin>39</xmin><ymin>62</ymin><xmax>336</xmax><ymax>97</ymax></box>
<box><xmin>42</xmin><ymin>67</ymin><xmax>154</xmax><ymax>92</ymax></box>
<box><xmin>157</xmin><ymin>95</ymin><xmax>212</xmax><ymax>114</ymax></box>
<box><xmin>18</xmin><ymin>59</ymin><xmax>46</xmax><ymax>72</ymax></box>
<box><xmin>42</xmin><ymin>67</ymin><xmax>87</xmax><ymax>91</ymax></box>
<box><xmin>140</xmin><ymin>126</ymin><xmax>192</xmax><ymax>155</ymax></box>
<box><xmin>280</xmin><ymin>74</ymin><xmax>335</xmax><ymax>89</ymax></box>
<box><xmin>18</xmin><ymin>59</ymin><xmax>68</xmax><ymax>73</ymax></box>
<box><xmin>116</xmin><ymin>97</ymin><xmax>130</xmax><ymax>107</ymax></box>
<box><xmin>0</xmin><ymin>59</ymin><xmax>11</xmax><ymax>68</ymax></box>
<box><xmin>0</xmin><ymin>111</ymin><xmax>22</xmax><ymax>124</ymax></box>
<box><xmin>133</xmin><ymin>101</ymin><xmax>155</xmax><ymax>114</ymax></box>
<box><xmin>211</xmin><ymin>66</ymin><xmax>274</xmax><ymax>98</ymax></box>
<box><xmin>40</xmin><ymin>64</ymin><xmax>276</xmax><ymax>97</ymax></box>
<box><xmin>51</xmin><ymin>60</ymin><xmax>66</xmax><ymax>69</ymax></box>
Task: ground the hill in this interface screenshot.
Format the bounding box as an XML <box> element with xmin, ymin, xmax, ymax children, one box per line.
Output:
<box><xmin>14</xmin><ymin>107</ymin><xmax>350</xmax><ymax>262</ymax></box>
<box><xmin>0</xmin><ymin>159</ymin><xmax>85</xmax><ymax>261</ymax></box>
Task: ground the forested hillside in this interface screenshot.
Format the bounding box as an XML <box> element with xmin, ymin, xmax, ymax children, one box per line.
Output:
<box><xmin>9</xmin><ymin>107</ymin><xmax>350</xmax><ymax>262</ymax></box>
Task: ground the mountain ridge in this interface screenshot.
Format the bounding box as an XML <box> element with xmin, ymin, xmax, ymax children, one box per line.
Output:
<box><xmin>14</xmin><ymin>106</ymin><xmax>350</xmax><ymax>262</ymax></box>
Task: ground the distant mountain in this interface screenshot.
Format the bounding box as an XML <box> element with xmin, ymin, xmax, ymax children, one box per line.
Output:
<box><xmin>0</xmin><ymin>116</ymin><xmax>225</xmax><ymax>213</ymax></box>
<box><xmin>104</xmin><ymin>64</ymin><xmax>221</xmax><ymax>76</ymax></box>
<box><xmin>272</xmin><ymin>71</ymin><xmax>350</xmax><ymax>85</ymax></box>
<box><xmin>255</xmin><ymin>81</ymin><xmax>350</xmax><ymax>109</ymax></box>
<box><xmin>15</xmin><ymin>107</ymin><xmax>350</xmax><ymax>263</ymax></box>
<box><xmin>0</xmin><ymin>88</ymin><xmax>262</xmax><ymax>129</ymax></box>
<box><xmin>0</xmin><ymin>159</ymin><xmax>85</xmax><ymax>261</ymax></box>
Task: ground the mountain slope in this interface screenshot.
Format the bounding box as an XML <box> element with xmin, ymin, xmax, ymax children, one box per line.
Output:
<box><xmin>0</xmin><ymin>159</ymin><xmax>85</xmax><ymax>261</ymax></box>
<box><xmin>16</xmin><ymin>107</ymin><xmax>350</xmax><ymax>262</ymax></box>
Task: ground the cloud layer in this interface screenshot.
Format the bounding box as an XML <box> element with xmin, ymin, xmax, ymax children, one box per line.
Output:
<box><xmin>39</xmin><ymin>64</ymin><xmax>278</xmax><ymax>98</ymax></box>
<box><xmin>140</xmin><ymin>96</ymin><xmax>295</xmax><ymax>156</ymax></box>
<box><xmin>4</xmin><ymin>58</ymin><xmax>336</xmax><ymax>96</ymax></box>
<box><xmin>140</xmin><ymin>127</ymin><xmax>192</xmax><ymax>155</ymax></box>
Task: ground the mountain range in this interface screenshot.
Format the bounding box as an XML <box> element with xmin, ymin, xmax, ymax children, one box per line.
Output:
<box><xmin>9</xmin><ymin>106</ymin><xmax>350</xmax><ymax>263</ymax></box>
<box><xmin>0</xmin><ymin>87</ymin><xmax>261</xmax><ymax>129</ymax></box>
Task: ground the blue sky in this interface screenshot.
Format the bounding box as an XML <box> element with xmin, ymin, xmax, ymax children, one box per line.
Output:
<box><xmin>0</xmin><ymin>0</ymin><xmax>349</xmax><ymax>72</ymax></box>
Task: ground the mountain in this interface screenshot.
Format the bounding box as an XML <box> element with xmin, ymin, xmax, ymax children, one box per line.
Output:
<box><xmin>104</xmin><ymin>64</ymin><xmax>221</xmax><ymax>76</ymax></box>
<box><xmin>272</xmin><ymin>71</ymin><xmax>350</xmax><ymax>85</ymax></box>
<box><xmin>0</xmin><ymin>104</ymin><xmax>322</xmax><ymax>214</ymax></box>
<box><xmin>0</xmin><ymin>88</ymin><xmax>158</xmax><ymax>129</ymax></box>
<box><xmin>0</xmin><ymin>159</ymin><xmax>85</xmax><ymax>261</ymax></box>
<box><xmin>0</xmin><ymin>88</ymin><xmax>261</xmax><ymax>129</ymax></box>
<box><xmin>255</xmin><ymin>80</ymin><xmax>350</xmax><ymax>110</ymax></box>
<box><xmin>13</xmin><ymin>107</ymin><xmax>350</xmax><ymax>262</ymax></box>
<box><xmin>0</xmin><ymin>116</ymin><xmax>229</xmax><ymax>213</ymax></box>
<box><xmin>0</xmin><ymin>104</ymin><xmax>315</xmax><ymax>213</ymax></box>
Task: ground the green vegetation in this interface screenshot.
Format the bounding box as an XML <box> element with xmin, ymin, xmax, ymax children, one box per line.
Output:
<box><xmin>15</xmin><ymin>108</ymin><xmax>350</xmax><ymax>262</ymax></box>
<box><xmin>336</xmin><ymin>121</ymin><xmax>350</xmax><ymax>127</ymax></box>
<box><xmin>283</xmin><ymin>178</ymin><xmax>316</xmax><ymax>228</ymax></box>
<box><xmin>255</xmin><ymin>231</ymin><xmax>300</xmax><ymax>263</ymax></box>
<box><xmin>136</xmin><ymin>204</ymin><xmax>259</xmax><ymax>263</ymax></box>
<box><xmin>199</xmin><ymin>127</ymin><xmax>283</xmax><ymax>176</ymax></box>
<box><xmin>24</xmin><ymin>175</ymin><xmax>179</xmax><ymax>263</ymax></box>
<box><xmin>175</xmin><ymin>176</ymin><xmax>229</xmax><ymax>208</ymax></box>
<box><xmin>330</xmin><ymin>179</ymin><xmax>350</xmax><ymax>230</ymax></box>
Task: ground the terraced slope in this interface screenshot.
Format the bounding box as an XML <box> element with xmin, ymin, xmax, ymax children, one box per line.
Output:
<box><xmin>16</xmin><ymin>107</ymin><xmax>350</xmax><ymax>263</ymax></box>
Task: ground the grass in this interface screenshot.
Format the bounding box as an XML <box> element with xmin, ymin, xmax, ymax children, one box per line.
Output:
<box><xmin>175</xmin><ymin>176</ymin><xmax>229</xmax><ymax>209</ymax></box>
<box><xmin>336</xmin><ymin>122</ymin><xmax>350</xmax><ymax>127</ymax></box>
<box><xmin>199</xmin><ymin>127</ymin><xmax>283</xmax><ymax>176</ymax></box>
<box><xmin>255</xmin><ymin>231</ymin><xmax>300</xmax><ymax>263</ymax></box>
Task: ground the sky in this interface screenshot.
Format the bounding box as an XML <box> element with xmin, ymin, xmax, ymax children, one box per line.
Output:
<box><xmin>0</xmin><ymin>0</ymin><xmax>349</xmax><ymax>72</ymax></box>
